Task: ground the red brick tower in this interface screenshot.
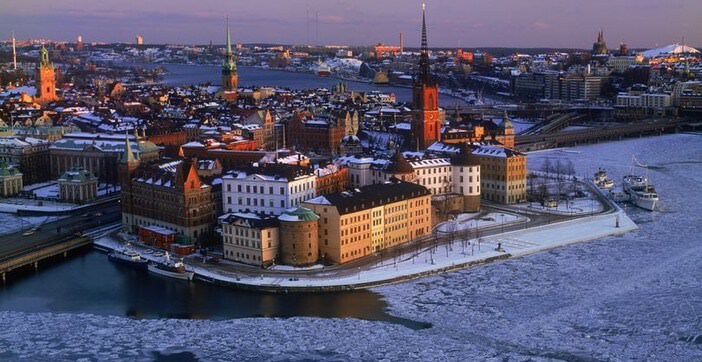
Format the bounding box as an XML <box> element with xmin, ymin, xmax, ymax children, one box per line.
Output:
<box><xmin>412</xmin><ymin>3</ymin><xmax>441</xmax><ymax>150</ymax></box>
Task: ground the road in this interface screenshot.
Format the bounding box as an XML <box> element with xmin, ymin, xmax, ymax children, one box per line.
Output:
<box><xmin>0</xmin><ymin>203</ymin><xmax>121</xmax><ymax>261</ymax></box>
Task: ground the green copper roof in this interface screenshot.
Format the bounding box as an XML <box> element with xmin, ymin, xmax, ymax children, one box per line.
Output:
<box><xmin>279</xmin><ymin>207</ymin><xmax>320</xmax><ymax>222</ymax></box>
<box><xmin>222</xmin><ymin>18</ymin><xmax>237</xmax><ymax>73</ymax></box>
<box><xmin>39</xmin><ymin>44</ymin><xmax>53</xmax><ymax>69</ymax></box>
<box><xmin>120</xmin><ymin>133</ymin><xmax>139</xmax><ymax>163</ymax></box>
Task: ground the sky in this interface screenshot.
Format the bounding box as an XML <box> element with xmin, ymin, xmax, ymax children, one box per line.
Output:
<box><xmin>1</xmin><ymin>0</ymin><xmax>700</xmax><ymax>49</ymax></box>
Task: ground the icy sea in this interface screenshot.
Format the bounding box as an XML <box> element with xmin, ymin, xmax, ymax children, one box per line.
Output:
<box><xmin>1</xmin><ymin>134</ymin><xmax>701</xmax><ymax>361</ymax></box>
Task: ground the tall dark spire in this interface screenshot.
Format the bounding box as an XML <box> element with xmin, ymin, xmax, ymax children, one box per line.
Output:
<box><xmin>421</xmin><ymin>2</ymin><xmax>428</xmax><ymax>54</ymax></box>
<box><xmin>416</xmin><ymin>2</ymin><xmax>432</xmax><ymax>85</ymax></box>
<box><xmin>223</xmin><ymin>17</ymin><xmax>236</xmax><ymax>73</ymax></box>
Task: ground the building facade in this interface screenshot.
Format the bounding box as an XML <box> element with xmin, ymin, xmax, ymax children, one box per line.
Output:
<box><xmin>220</xmin><ymin>212</ymin><xmax>279</xmax><ymax>267</ymax></box>
<box><xmin>0</xmin><ymin>137</ymin><xmax>50</xmax><ymax>185</ymax></box>
<box><xmin>121</xmin><ymin>158</ymin><xmax>216</xmax><ymax>244</ymax></box>
<box><xmin>0</xmin><ymin>162</ymin><xmax>23</xmax><ymax>197</ymax></box>
<box><xmin>35</xmin><ymin>45</ymin><xmax>58</xmax><ymax>105</ymax></box>
<box><xmin>58</xmin><ymin>167</ymin><xmax>98</xmax><ymax>203</ymax></box>
<box><xmin>304</xmin><ymin>180</ymin><xmax>432</xmax><ymax>264</ymax></box>
<box><xmin>222</xmin><ymin>163</ymin><xmax>316</xmax><ymax>216</ymax></box>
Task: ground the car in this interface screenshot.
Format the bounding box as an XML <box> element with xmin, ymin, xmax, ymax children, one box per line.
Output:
<box><xmin>94</xmin><ymin>212</ymin><xmax>103</xmax><ymax>217</ymax></box>
<box><xmin>22</xmin><ymin>230</ymin><xmax>35</xmax><ymax>237</ymax></box>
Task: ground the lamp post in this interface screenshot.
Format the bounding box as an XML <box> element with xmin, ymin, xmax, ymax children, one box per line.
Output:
<box><xmin>500</xmin><ymin>213</ymin><xmax>505</xmax><ymax>233</ymax></box>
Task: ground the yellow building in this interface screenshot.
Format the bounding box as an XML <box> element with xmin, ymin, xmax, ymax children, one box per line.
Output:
<box><xmin>473</xmin><ymin>146</ymin><xmax>527</xmax><ymax>204</ymax></box>
<box><xmin>304</xmin><ymin>180</ymin><xmax>432</xmax><ymax>264</ymax></box>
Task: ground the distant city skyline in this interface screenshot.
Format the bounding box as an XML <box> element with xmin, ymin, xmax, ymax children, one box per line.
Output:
<box><xmin>1</xmin><ymin>0</ymin><xmax>701</xmax><ymax>48</ymax></box>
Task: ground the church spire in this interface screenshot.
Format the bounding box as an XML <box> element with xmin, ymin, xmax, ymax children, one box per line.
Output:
<box><xmin>39</xmin><ymin>43</ymin><xmax>52</xmax><ymax>69</ymax></box>
<box><xmin>421</xmin><ymin>2</ymin><xmax>428</xmax><ymax>55</ymax></box>
<box><xmin>416</xmin><ymin>2</ymin><xmax>432</xmax><ymax>85</ymax></box>
<box><xmin>223</xmin><ymin>17</ymin><xmax>236</xmax><ymax>72</ymax></box>
<box><xmin>120</xmin><ymin>133</ymin><xmax>138</xmax><ymax>164</ymax></box>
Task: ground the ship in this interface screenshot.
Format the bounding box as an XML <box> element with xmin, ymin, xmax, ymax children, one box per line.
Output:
<box><xmin>147</xmin><ymin>252</ymin><xmax>194</xmax><ymax>281</ymax></box>
<box><xmin>314</xmin><ymin>61</ymin><xmax>332</xmax><ymax>77</ymax></box>
<box><xmin>593</xmin><ymin>168</ymin><xmax>615</xmax><ymax>189</ymax></box>
<box><xmin>107</xmin><ymin>248</ymin><xmax>148</xmax><ymax>270</ymax></box>
<box><xmin>622</xmin><ymin>175</ymin><xmax>659</xmax><ymax>211</ymax></box>
<box><xmin>373</xmin><ymin>71</ymin><xmax>389</xmax><ymax>84</ymax></box>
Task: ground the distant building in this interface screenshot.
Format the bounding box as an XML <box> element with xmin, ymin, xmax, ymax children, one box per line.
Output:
<box><xmin>0</xmin><ymin>162</ymin><xmax>23</xmax><ymax>197</ymax></box>
<box><xmin>34</xmin><ymin>45</ymin><xmax>58</xmax><ymax>105</ymax></box>
<box><xmin>135</xmin><ymin>35</ymin><xmax>144</xmax><ymax>45</ymax></box>
<box><xmin>0</xmin><ymin>137</ymin><xmax>50</xmax><ymax>185</ymax></box>
<box><xmin>58</xmin><ymin>166</ymin><xmax>98</xmax><ymax>203</ymax></box>
<box><xmin>592</xmin><ymin>30</ymin><xmax>609</xmax><ymax>55</ymax></box>
<box><xmin>49</xmin><ymin>132</ymin><xmax>159</xmax><ymax>184</ymax></box>
<box><xmin>219</xmin><ymin>21</ymin><xmax>238</xmax><ymax>102</ymax></box>
<box><xmin>284</xmin><ymin>111</ymin><xmax>348</xmax><ymax>154</ymax></box>
<box><xmin>314</xmin><ymin>164</ymin><xmax>349</xmax><ymax>196</ymax></box>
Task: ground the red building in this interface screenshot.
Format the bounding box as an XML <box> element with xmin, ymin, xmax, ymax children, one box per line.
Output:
<box><xmin>412</xmin><ymin>4</ymin><xmax>442</xmax><ymax>150</ymax></box>
<box><xmin>285</xmin><ymin>111</ymin><xmax>347</xmax><ymax>155</ymax></box>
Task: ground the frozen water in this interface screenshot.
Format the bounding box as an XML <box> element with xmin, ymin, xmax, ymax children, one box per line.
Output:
<box><xmin>0</xmin><ymin>135</ymin><xmax>700</xmax><ymax>360</ymax></box>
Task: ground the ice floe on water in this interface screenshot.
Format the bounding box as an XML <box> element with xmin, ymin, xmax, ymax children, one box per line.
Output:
<box><xmin>1</xmin><ymin>135</ymin><xmax>701</xmax><ymax>361</ymax></box>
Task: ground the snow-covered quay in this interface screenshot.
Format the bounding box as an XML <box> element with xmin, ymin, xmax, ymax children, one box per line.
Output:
<box><xmin>94</xmin><ymin>196</ymin><xmax>635</xmax><ymax>292</ymax></box>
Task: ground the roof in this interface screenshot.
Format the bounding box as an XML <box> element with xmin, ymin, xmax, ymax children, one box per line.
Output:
<box><xmin>223</xmin><ymin>163</ymin><xmax>314</xmax><ymax>182</ymax></box>
<box><xmin>220</xmin><ymin>212</ymin><xmax>279</xmax><ymax>229</ymax></box>
<box><xmin>450</xmin><ymin>143</ymin><xmax>480</xmax><ymax>166</ymax></box>
<box><xmin>306</xmin><ymin>180</ymin><xmax>430</xmax><ymax>215</ymax></box>
<box><xmin>642</xmin><ymin>43</ymin><xmax>700</xmax><ymax>58</ymax></box>
<box><xmin>58</xmin><ymin>167</ymin><xmax>97</xmax><ymax>183</ymax></box>
<box><xmin>385</xmin><ymin>150</ymin><xmax>414</xmax><ymax>174</ymax></box>
<box><xmin>278</xmin><ymin>207</ymin><xmax>320</xmax><ymax>222</ymax></box>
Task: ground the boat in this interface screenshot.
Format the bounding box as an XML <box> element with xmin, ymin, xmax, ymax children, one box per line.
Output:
<box><xmin>107</xmin><ymin>248</ymin><xmax>148</xmax><ymax>269</ymax></box>
<box><xmin>314</xmin><ymin>61</ymin><xmax>332</xmax><ymax>77</ymax></box>
<box><xmin>623</xmin><ymin>175</ymin><xmax>659</xmax><ymax>211</ymax></box>
<box><xmin>594</xmin><ymin>168</ymin><xmax>615</xmax><ymax>189</ymax></box>
<box><xmin>147</xmin><ymin>253</ymin><xmax>194</xmax><ymax>281</ymax></box>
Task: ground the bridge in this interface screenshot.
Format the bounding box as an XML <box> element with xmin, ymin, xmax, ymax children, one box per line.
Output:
<box><xmin>514</xmin><ymin>118</ymin><xmax>695</xmax><ymax>151</ymax></box>
<box><xmin>0</xmin><ymin>203</ymin><xmax>121</xmax><ymax>281</ymax></box>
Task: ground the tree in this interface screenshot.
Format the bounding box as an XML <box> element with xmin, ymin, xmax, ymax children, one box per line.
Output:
<box><xmin>542</xmin><ymin>158</ymin><xmax>553</xmax><ymax>177</ymax></box>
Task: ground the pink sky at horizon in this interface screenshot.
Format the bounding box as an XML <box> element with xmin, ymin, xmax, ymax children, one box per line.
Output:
<box><xmin>1</xmin><ymin>0</ymin><xmax>700</xmax><ymax>49</ymax></box>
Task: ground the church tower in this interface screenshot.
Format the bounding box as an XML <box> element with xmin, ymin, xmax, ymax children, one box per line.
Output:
<box><xmin>221</xmin><ymin>18</ymin><xmax>239</xmax><ymax>102</ymax></box>
<box><xmin>412</xmin><ymin>3</ymin><xmax>441</xmax><ymax>150</ymax></box>
<box><xmin>35</xmin><ymin>45</ymin><xmax>58</xmax><ymax>105</ymax></box>
<box><xmin>119</xmin><ymin>134</ymin><xmax>140</xmax><ymax>232</ymax></box>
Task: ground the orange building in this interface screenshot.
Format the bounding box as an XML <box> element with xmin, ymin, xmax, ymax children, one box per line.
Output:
<box><xmin>304</xmin><ymin>180</ymin><xmax>432</xmax><ymax>264</ymax></box>
<box><xmin>35</xmin><ymin>45</ymin><xmax>58</xmax><ymax>105</ymax></box>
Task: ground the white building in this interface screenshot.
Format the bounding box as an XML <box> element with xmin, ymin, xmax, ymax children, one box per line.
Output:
<box><xmin>222</xmin><ymin>164</ymin><xmax>316</xmax><ymax>216</ymax></box>
<box><xmin>616</xmin><ymin>92</ymin><xmax>672</xmax><ymax>109</ymax></box>
<box><xmin>337</xmin><ymin>148</ymin><xmax>480</xmax><ymax>209</ymax></box>
<box><xmin>220</xmin><ymin>212</ymin><xmax>279</xmax><ymax>267</ymax></box>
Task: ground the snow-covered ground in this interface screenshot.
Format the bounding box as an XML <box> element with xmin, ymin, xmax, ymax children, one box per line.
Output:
<box><xmin>435</xmin><ymin>211</ymin><xmax>525</xmax><ymax>234</ymax></box>
<box><xmin>95</xmin><ymin>208</ymin><xmax>634</xmax><ymax>290</ymax></box>
<box><xmin>0</xmin><ymin>213</ymin><xmax>65</xmax><ymax>236</ymax></box>
<box><xmin>0</xmin><ymin>135</ymin><xmax>700</xmax><ymax>361</ymax></box>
